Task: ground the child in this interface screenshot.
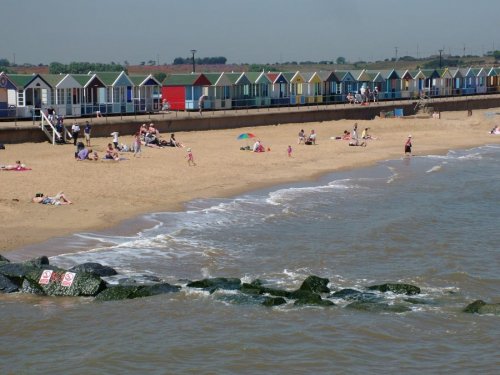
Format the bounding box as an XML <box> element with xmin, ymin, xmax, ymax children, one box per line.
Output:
<box><xmin>186</xmin><ymin>148</ymin><xmax>196</xmax><ymax>166</ymax></box>
<box><xmin>287</xmin><ymin>145</ymin><xmax>292</xmax><ymax>157</ymax></box>
<box><xmin>133</xmin><ymin>132</ymin><xmax>142</xmax><ymax>157</ymax></box>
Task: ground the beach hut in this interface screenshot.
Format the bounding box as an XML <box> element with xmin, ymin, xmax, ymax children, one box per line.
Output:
<box><xmin>468</xmin><ymin>67</ymin><xmax>487</xmax><ymax>94</ymax></box>
<box><xmin>203</xmin><ymin>72</ymin><xmax>232</xmax><ymax>110</ymax></box>
<box><xmin>227</xmin><ymin>72</ymin><xmax>252</xmax><ymax>109</ymax></box>
<box><xmin>161</xmin><ymin>73</ymin><xmax>211</xmax><ymax>111</ymax></box>
<box><xmin>94</xmin><ymin>71</ymin><xmax>134</xmax><ymax>114</ymax></box>
<box><xmin>245</xmin><ymin>71</ymin><xmax>272</xmax><ymax>107</ymax></box>
<box><xmin>460</xmin><ymin>68</ymin><xmax>476</xmax><ymax>95</ymax></box>
<box><xmin>318</xmin><ymin>71</ymin><xmax>340</xmax><ymax>104</ymax></box>
<box><xmin>6</xmin><ymin>73</ymin><xmax>53</xmax><ymax>118</ymax></box>
<box><xmin>41</xmin><ymin>74</ymin><xmax>83</xmax><ymax>117</ymax></box>
<box><xmin>301</xmin><ymin>72</ymin><xmax>323</xmax><ymax>104</ymax></box>
<box><xmin>378</xmin><ymin>70</ymin><xmax>401</xmax><ymax>99</ymax></box>
<box><xmin>436</xmin><ymin>68</ymin><xmax>454</xmax><ymax>97</ymax></box>
<box><xmin>396</xmin><ymin>70</ymin><xmax>416</xmax><ymax>98</ymax></box>
<box><xmin>128</xmin><ymin>74</ymin><xmax>162</xmax><ymax>112</ymax></box>
<box><xmin>266</xmin><ymin>72</ymin><xmax>290</xmax><ymax>106</ymax></box>
<box><xmin>418</xmin><ymin>69</ymin><xmax>441</xmax><ymax>96</ymax></box>
<box><xmin>449</xmin><ymin>68</ymin><xmax>464</xmax><ymax>95</ymax></box>
<box><xmin>0</xmin><ymin>73</ymin><xmax>17</xmax><ymax>118</ymax></box>
<box><xmin>282</xmin><ymin>71</ymin><xmax>306</xmax><ymax>105</ymax></box>
<box><xmin>334</xmin><ymin>70</ymin><xmax>357</xmax><ymax>97</ymax></box>
<box><xmin>486</xmin><ymin>67</ymin><xmax>499</xmax><ymax>93</ymax></box>
<box><xmin>72</xmin><ymin>74</ymin><xmax>106</xmax><ymax>115</ymax></box>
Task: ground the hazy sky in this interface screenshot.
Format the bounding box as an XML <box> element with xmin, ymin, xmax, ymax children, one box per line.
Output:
<box><xmin>2</xmin><ymin>0</ymin><xmax>500</xmax><ymax>65</ymax></box>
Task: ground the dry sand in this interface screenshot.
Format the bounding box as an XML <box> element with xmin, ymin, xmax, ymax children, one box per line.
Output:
<box><xmin>1</xmin><ymin>109</ymin><xmax>499</xmax><ymax>256</ymax></box>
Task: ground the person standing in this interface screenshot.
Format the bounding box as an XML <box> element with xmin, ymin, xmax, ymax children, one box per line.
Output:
<box><xmin>352</xmin><ymin>123</ymin><xmax>359</xmax><ymax>141</ymax></box>
<box><xmin>84</xmin><ymin>121</ymin><xmax>92</xmax><ymax>147</ymax></box>
<box><xmin>71</xmin><ymin>121</ymin><xmax>80</xmax><ymax>146</ymax></box>
<box><xmin>287</xmin><ymin>145</ymin><xmax>292</xmax><ymax>157</ymax></box>
<box><xmin>133</xmin><ymin>132</ymin><xmax>142</xmax><ymax>157</ymax></box>
<box><xmin>111</xmin><ymin>131</ymin><xmax>120</xmax><ymax>150</ymax></box>
<box><xmin>186</xmin><ymin>148</ymin><xmax>196</xmax><ymax>166</ymax></box>
<box><xmin>405</xmin><ymin>135</ymin><xmax>412</xmax><ymax>156</ymax></box>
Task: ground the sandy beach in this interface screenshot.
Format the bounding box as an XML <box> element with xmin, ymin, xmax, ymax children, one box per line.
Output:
<box><xmin>1</xmin><ymin>109</ymin><xmax>499</xmax><ymax>256</ymax></box>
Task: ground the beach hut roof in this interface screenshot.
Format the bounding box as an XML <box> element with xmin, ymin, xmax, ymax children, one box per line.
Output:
<box><xmin>6</xmin><ymin>74</ymin><xmax>41</xmax><ymax>89</ymax></box>
<box><xmin>162</xmin><ymin>73</ymin><xmax>210</xmax><ymax>86</ymax></box>
<box><xmin>317</xmin><ymin>71</ymin><xmax>340</xmax><ymax>82</ymax></box>
<box><xmin>378</xmin><ymin>69</ymin><xmax>400</xmax><ymax>79</ymax></box>
<box><xmin>245</xmin><ymin>71</ymin><xmax>272</xmax><ymax>84</ymax></box>
<box><xmin>128</xmin><ymin>74</ymin><xmax>161</xmax><ymax>86</ymax></box>
<box><xmin>334</xmin><ymin>70</ymin><xmax>356</xmax><ymax>81</ymax></box>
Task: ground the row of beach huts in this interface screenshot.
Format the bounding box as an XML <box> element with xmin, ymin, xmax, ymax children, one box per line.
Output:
<box><xmin>1</xmin><ymin>66</ymin><xmax>500</xmax><ymax>119</ymax></box>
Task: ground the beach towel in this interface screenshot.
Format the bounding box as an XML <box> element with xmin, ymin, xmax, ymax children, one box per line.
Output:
<box><xmin>1</xmin><ymin>167</ymin><xmax>32</xmax><ymax>171</ymax></box>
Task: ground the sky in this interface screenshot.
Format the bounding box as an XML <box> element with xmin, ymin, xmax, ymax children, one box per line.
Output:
<box><xmin>2</xmin><ymin>0</ymin><xmax>500</xmax><ymax>66</ymax></box>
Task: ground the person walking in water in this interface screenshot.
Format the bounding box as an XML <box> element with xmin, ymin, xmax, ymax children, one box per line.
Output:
<box><xmin>404</xmin><ymin>135</ymin><xmax>412</xmax><ymax>156</ymax></box>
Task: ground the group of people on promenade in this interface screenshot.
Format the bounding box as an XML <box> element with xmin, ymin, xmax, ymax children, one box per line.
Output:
<box><xmin>346</xmin><ymin>86</ymin><xmax>379</xmax><ymax>105</ymax></box>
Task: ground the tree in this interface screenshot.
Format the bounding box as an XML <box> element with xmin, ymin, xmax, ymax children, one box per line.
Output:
<box><xmin>493</xmin><ymin>50</ymin><xmax>500</xmax><ymax>61</ymax></box>
<box><xmin>336</xmin><ymin>56</ymin><xmax>346</xmax><ymax>64</ymax></box>
<box><xmin>0</xmin><ymin>58</ymin><xmax>10</xmax><ymax>67</ymax></box>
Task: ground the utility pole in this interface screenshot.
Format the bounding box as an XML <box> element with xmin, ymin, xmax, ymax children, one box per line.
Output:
<box><xmin>394</xmin><ymin>46</ymin><xmax>398</xmax><ymax>61</ymax></box>
<box><xmin>190</xmin><ymin>49</ymin><xmax>197</xmax><ymax>73</ymax></box>
<box><xmin>438</xmin><ymin>49</ymin><xmax>444</xmax><ymax>68</ymax></box>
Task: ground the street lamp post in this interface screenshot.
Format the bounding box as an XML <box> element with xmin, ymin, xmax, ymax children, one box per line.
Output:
<box><xmin>190</xmin><ymin>49</ymin><xmax>197</xmax><ymax>73</ymax></box>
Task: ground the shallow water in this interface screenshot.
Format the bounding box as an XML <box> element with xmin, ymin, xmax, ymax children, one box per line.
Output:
<box><xmin>2</xmin><ymin>145</ymin><xmax>499</xmax><ymax>374</ymax></box>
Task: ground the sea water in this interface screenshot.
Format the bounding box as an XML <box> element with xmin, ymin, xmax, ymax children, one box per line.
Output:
<box><xmin>1</xmin><ymin>145</ymin><xmax>499</xmax><ymax>374</ymax></box>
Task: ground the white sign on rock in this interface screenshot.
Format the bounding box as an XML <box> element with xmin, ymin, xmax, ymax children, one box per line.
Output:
<box><xmin>61</xmin><ymin>272</ymin><xmax>76</xmax><ymax>287</ymax></box>
<box><xmin>39</xmin><ymin>270</ymin><xmax>53</xmax><ymax>285</ymax></box>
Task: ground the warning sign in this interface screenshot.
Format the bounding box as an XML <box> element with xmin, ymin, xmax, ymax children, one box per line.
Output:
<box><xmin>39</xmin><ymin>270</ymin><xmax>53</xmax><ymax>285</ymax></box>
<box><xmin>61</xmin><ymin>272</ymin><xmax>76</xmax><ymax>287</ymax></box>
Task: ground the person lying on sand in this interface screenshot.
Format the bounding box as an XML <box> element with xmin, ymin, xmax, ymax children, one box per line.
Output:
<box><xmin>32</xmin><ymin>192</ymin><xmax>72</xmax><ymax>205</ymax></box>
<box><xmin>0</xmin><ymin>160</ymin><xmax>30</xmax><ymax>170</ymax></box>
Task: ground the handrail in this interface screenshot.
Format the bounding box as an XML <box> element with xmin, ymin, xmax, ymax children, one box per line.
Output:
<box><xmin>40</xmin><ymin>111</ymin><xmax>62</xmax><ymax>145</ymax></box>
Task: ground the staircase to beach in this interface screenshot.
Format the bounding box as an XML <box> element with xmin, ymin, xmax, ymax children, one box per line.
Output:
<box><xmin>40</xmin><ymin>112</ymin><xmax>72</xmax><ymax>145</ymax></box>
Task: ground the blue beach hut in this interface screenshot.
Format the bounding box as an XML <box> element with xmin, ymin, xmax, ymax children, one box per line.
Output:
<box><xmin>94</xmin><ymin>71</ymin><xmax>134</xmax><ymax>114</ymax></box>
<box><xmin>6</xmin><ymin>73</ymin><xmax>53</xmax><ymax>118</ymax></box>
<box><xmin>267</xmin><ymin>72</ymin><xmax>290</xmax><ymax>106</ymax></box>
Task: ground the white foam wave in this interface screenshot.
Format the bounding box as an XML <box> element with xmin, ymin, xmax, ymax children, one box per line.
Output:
<box><xmin>426</xmin><ymin>165</ymin><xmax>442</xmax><ymax>173</ymax></box>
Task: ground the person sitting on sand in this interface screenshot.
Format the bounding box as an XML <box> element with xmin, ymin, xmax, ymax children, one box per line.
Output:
<box><xmin>252</xmin><ymin>140</ymin><xmax>265</xmax><ymax>152</ymax></box>
<box><xmin>76</xmin><ymin>147</ymin><xmax>98</xmax><ymax>161</ymax></box>
<box><xmin>105</xmin><ymin>143</ymin><xmax>120</xmax><ymax>160</ymax></box>
<box><xmin>349</xmin><ymin>138</ymin><xmax>367</xmax><ymax>147</ymax></box>
<box><xmin>305</xmin><ymin>130</ymin><xmax>316</xmax><ymax>145</ymax></box>
<box><xmin>139</xmin><ymin>123</ymin><xmax>148</xmax><ymax>140</ymax></box>
<box><xmin>32</xmin><ymin>192</ymin><xmax>72</xmax><ymax>205</ymax></box>
<box><xmin>361</xmin><ymin>127</ymin><xmax>376</xmax><ymax>140</ymax></box>
<box><xmin>490</xmin><ymin>125</ymin><xmax>500</xmax><ymax>135</ymax></box>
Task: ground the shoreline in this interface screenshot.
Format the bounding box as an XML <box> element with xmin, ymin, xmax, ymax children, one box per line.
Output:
<box><xmin>2</xmin><ymin>109</ymin><xmax>499</xmax><ymax>259</ymax></box>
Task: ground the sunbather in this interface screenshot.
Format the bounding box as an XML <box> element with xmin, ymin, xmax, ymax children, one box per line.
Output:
<box><xmin>32</xmin><ymin>192</ymin><xmax>72</xmax><ymax>205</ymax></box>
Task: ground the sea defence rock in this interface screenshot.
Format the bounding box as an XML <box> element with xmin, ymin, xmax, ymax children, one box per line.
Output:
<box><xmin>294</xmin><ymin>292</ymin><xmax>335</xmax><ymax>307</ymax></box>
<box><xmin>0</xmin><ymin>254</ymin><xmax>11</xmax><ymax>263</ymax></box>
<box><xmin>0</xmin><ymin>273</ymin><xmax>19</xmax><ymax>293</ymax></box>
<box><xmin>69</xmin><ymin>262</ymin><xmax>118</xmax><ymax>277</ymax></box>
<box><xmin>262</xmin><ymin>297</ymin><xmax>287</xmax><ymax>307</ymax></box>
<box><xmin>367</xmin><ymin>283</ymin><xmax>421</xmax><ymax>295</ymax></box>
<box><xmin>298</xmin><ymin>275</ymin><xmax>330</xmax><ymax>294</ymax></box>
<box><xmin>0</xmin><ymin>260</ymin><xmax>106</xmax><ymax>297</ymax></box>
<box><xmin>346</xmin><ymin>301</ymin><xmax>411</xmax><ymax>313</ymax></box>
<box><xmin>330</xmin><ymin>288</ymin><xmax>379</xmax><ymax>302</ymax></box>
<box><xmin>95</xmin><ymin>282</ymin><xmax>181</xmax><ymax>301</ymax></box>
<box><xmin>463</xmin><ymin>300</ymin><xmax>500</xmax><ymax>315</ymax></box>
<box><xmin>186</xmin><ymin>277</ymin><xmax>242</xmax><ymax>294</ymax></box>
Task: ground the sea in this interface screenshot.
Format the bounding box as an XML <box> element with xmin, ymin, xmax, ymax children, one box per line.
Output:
<box><xmin>1</xmin><ymin>144</ymin><xmax>499</xmax><ymax>375</ymax></box>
